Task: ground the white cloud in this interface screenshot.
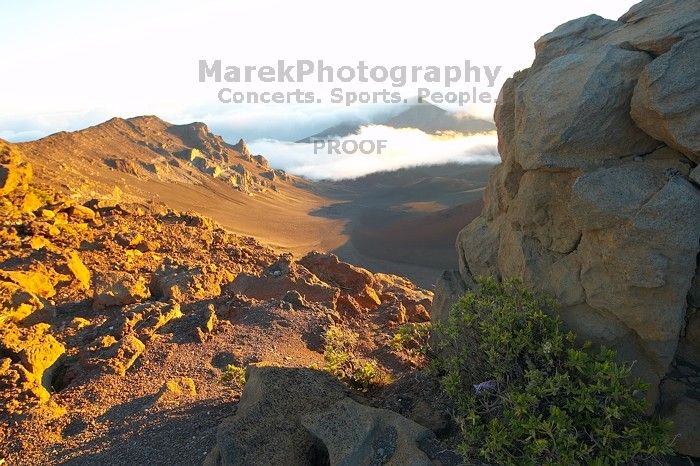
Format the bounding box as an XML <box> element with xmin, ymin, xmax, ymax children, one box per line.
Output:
<box><xmin>249</xmin><ymin>125</ymin><xmax>499</xmax><ymax>180</ymax></box>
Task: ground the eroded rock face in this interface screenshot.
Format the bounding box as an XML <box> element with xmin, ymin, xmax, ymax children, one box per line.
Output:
<box><xmin>514</xmin><ymin>45</ymin><xmax>658</xmax><ymax>169</ymax></box>
<box><xmin>436</xmin><ymin>0</ymin><xmax>700</xmax><ymax>455</ymax></box>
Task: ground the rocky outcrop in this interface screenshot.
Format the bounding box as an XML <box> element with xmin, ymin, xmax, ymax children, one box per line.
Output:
<box><xmin>0</xmin><ymin>141</ymin><xmax>32</xmax><ymax>196</ymax></box>
<box><xmin>115</xmin><ymin>301</ymin><xmax>183</xmax><ymax>340</ymax></box>
<box><xmin>231</xmin><ymin>252</ymin><xmax>432</xmax><ymax>323</ymax></box>
<box><xmin>204</xmin><ymin>366</ymin><xmax>349</xmax><ymax>465</ymax></box>
<box><xmin>231</xmin><ymin>138</ymin><xmax>252</xmax><ymax>159</ymax></box>
<box><xmin>64</xmin><ymin>333</ymin><xmax>146</xmax><ymax>381</ymax></box>
<box><xmin>106</xmin><ymin>158</ymin><xmax>145</xmax><ymax>178</ymax></box>
<box><xmin>435</xmin><ymin>0</ymin><xmax>700</xmax><ymax>455</ymax></box>
<box><xmin>299</xmin><ymin>251</ymin><xmax>381</xmax><ymax>308</ymax></box>
<box><xmin>231</xmin><ymin>254</ymin><xmax>340</xmax><ymax>306</ymax></box>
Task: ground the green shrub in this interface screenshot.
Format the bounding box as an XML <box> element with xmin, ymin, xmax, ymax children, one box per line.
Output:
<box><xmin>323</xmin><ymin>324</ymin><xmax>390</xmax><ymax>390</ymax></box>
<box><xmin>390</xmin><ymin>322</ymin><xmax>431</xmax><ymax>357</ymax></box>
<box><xmin>433</xmin><ymin>277</ymin><xmax>673</xmax><ymax>465</ymax></box>
<box><xmin>220</xmin><ymin>364</ymin><xmax>246</xmax><ymax>388</ymax></box>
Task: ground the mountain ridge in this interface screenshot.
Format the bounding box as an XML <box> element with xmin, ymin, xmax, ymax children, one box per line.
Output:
<box><xmin>296</xmin><ymin>101</ymin><xmax>495</xmax><ymax>143</ymax></box>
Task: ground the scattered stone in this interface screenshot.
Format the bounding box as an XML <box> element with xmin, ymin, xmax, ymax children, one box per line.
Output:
<box><xmin>92</xmin><ymin>272</ymin><xmax>151</xmax><ymax>310</ymax></box>
<box><xmin>115</xmin><ymin>231</ymin><xmax>145</xmax><ymax>248</ymax></box>
<box><xmin>282</xmin><ymin>290</ymin><xmax>307</xmax><ymax>309</ymax></box>
<box><xmin>97</xmin><ymin>334</ymin><xmax>145</xmax><ymax>376</ymax></box>
<box><xmin>64</xmin><ymin>251</ymin><xmax>91</xmax><ymax>290</ymax></box>
<box><xmin>67</xmin><ymin>205</ymin><xmax>97</xmax><ymax>221</ymax></box>
<box><xmin>0</xmin><ymin>281</ymin><xmax>44</xmax><ymax>323</ymax></box>
<box><xmin>203</xmin><ymin>304</ymin><xmax>218</xmax><ymax>333</ymax></box>
<box><xmin>117</xmin><ymin>302</ymin><xmax>183</xmax><ymax>340</ymax></box>
<box><xmin>150</xmin><ymin>262</ymin><xmax>229</xmax><ymax>302</ymax></box>
<box><xmin>69</xmin><ymin>317</ymin><xmax>91</xmax><ymax>330</ymax></box>
<box><xmin>156</xmin><ymin>376</ymin><xmax>196</xmax><ymax>404</ymax></box>
<box><xmin>196</xmin><ymin>305</ymin><xmax>219</xmax><ymax>343</ymax></box>
<box><xmin>21</xmin><ymin>191</ymin><xmax>43</xmax><ymax>213</ymax></box>
<box><xmin>28</xmin><ymin>236</ymin><xmax>50</xmax><ymax>250</ymax></box>
<box><xmin>0</xmin><ymin>269</ymin><xmax>56</xmax><ymax>299</ymax></box>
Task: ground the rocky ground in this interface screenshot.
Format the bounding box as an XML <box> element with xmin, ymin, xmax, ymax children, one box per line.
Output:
<box><xmin>0</xmin><ymin>141</ymin><xmax>451</xmax><ymax>465</ymax></box>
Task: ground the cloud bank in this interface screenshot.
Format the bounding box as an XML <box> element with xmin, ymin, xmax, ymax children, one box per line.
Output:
<box><xmin>249</xmin><ymin>125</ymin><xmax>499</xmax><ymax>180</ymax></box>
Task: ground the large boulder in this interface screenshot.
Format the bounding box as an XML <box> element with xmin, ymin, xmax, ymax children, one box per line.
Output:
<box><xmin>302</xmin><ymin>397</ymin><xmax>458</xmax><ymax>466</ymax></box>
<box><xmin>205</xmin><ymin>366</ymin><xmax>456</xmax><ymax>466</ymax></box>
<box><xmin>435</xmin><ymin>0</ymin><xmax>700</xmax><ymax>453</ymax></box>
<box><xmin>612</xmin><ymin>0</ymin><xmax>700</xmax><ymax>54</ymax></box>
<box><xmin>204</xmin><ymin>366</ymin><xmax>349</xmax><ymax>465</ymax></box>
<box><xmin>514</xmin><ymin>45</ymin><xmax>658</xmax><ymax>169</ymax></box>
<box><xmin>631</xmin><ymin>34</ymin><xmax>700</xmax><ymax>162</ymax></box>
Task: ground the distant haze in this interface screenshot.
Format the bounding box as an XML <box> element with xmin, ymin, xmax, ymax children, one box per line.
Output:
<box><xmin>249</xmin><ymin>126</ymin><xmax>499</xmax><ymax>180</ymax></box>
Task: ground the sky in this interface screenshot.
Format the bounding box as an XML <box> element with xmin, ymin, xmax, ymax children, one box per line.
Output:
<box><xmin>0</xmin><ymin>0</ymin><xmax>637</xmax><ymax>144</ymax></box>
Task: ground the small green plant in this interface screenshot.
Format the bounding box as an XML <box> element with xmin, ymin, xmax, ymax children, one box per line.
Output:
<box><xmin>220</xmin><ymin>364</ymin><xmax>246</xmax><ymax>388</ymax></box>
<box><xmin>324</xmin><ymin>324</ymin><xmax>358</xmax><ymax>377</ymax></box>
<box><xmin>323</xmin><ymin>324</ymin><xmax>390</xmax><ymax>390</ymax></box>
<box><xmin>390</xmin><ymin>322</ymin><xmax>431</xmax><ymax>357</ymax></box>
<box><xmin>352</xmin><ymin>360</ymin><xmax>386</xmax><ymax>391</ymax></box>
<box><xmin>433</xmin><ymin>277</ymin><xmax>673</xmax><ymax>466</ymax></box>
